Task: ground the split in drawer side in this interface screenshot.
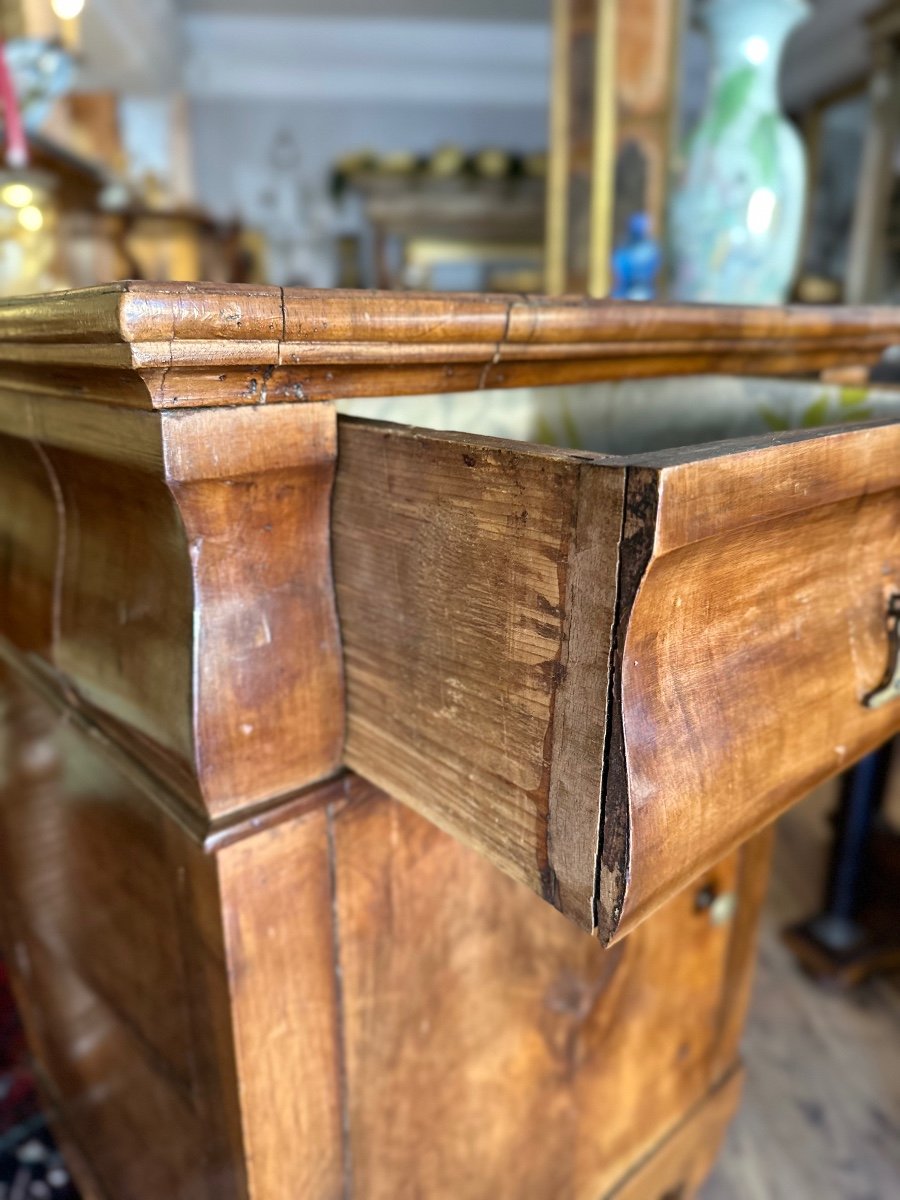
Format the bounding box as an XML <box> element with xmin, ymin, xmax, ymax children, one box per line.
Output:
<box><xmin>334</xmin><ymin>417</ymin><xmax>900</xmax><ymax>943</ymax></box>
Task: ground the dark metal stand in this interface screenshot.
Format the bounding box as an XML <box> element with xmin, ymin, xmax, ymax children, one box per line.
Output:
<box><xmin>784</xmin><ymin>741</ymin><xmax>900</xmax><ymax>987</ymax></box>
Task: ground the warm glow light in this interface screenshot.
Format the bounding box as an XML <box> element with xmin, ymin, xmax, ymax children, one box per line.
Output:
<box><xmin>51</xmin><ymin>0</ymin><xmax>85</xmax><ymax>18</ymax></box>
<box><xmin>747</xmin><ymin>187</ymin><xmax>777</xmax><ymax>236</ymax></box>
<box><xmin>18</xmin><ymin>205</ymin><xmax>44</xmax><ymax>232</ymax></box>
<box><xmin>0</xmin><ymin>182</ymin><xmax>33</xmax><ymax>208</ymax></box>
<box><xmin>742</xmin><ymin>36</ymin><xmax>770</xmax><ymax>65</ymax></box>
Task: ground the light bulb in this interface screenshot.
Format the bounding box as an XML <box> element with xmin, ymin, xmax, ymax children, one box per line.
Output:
<box><xmin>51</xmin><ymin>0</ymin><xmax>85</xmax><ymax>19</ymax></box>
<box><xmin>18</xmin><ymin>205</ymin><xmax>44</xmax><ymax>232</ymax></box>
<box><xmin>0</xmin><ymin>183</ymin><xmax>33</xmax><ymax>208</ymax></box>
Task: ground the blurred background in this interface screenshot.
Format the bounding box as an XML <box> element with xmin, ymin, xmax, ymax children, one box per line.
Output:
<box><xmin>0</xmin><ymin>0</ymin><xmax>894</xmax><ymax>306</ymax></box>
<box><xmin>1</xmin><ymin>3</ymin><xmax>900</xmax><ymax>1199</ymax></box>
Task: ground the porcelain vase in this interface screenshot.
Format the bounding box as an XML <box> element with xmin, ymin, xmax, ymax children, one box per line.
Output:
<box><xmin>670</xmin><ymin>0</ymin><xmax>810</xmax><ymax>304</ymax></box>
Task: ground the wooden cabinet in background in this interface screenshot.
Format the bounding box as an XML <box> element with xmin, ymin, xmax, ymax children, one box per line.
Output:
<box><xmin>0</xmin><ymin>282</ymin><xmax>899</xmax><ymax>1198</ymax></box>
<box><xmin>546</xmin><ymin>0</ymin><xmax>683</xmax><ymax>294</ymax></box>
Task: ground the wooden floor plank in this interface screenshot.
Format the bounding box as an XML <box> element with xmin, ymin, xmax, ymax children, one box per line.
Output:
<box><xmin>703</xmin><ymin>785</ymin><xmax>900</xmax><ymax>1199</ymax></box>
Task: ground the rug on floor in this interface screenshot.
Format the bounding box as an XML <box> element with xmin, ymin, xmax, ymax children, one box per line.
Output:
<box><xmin>0</xmin><ymin>958</ymin><xmax>79</xmax><ymax>1199</ymax></box>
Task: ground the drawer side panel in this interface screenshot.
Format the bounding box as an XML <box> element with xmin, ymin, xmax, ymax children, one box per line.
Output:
<box><xmin>334</xmin><ymin>419</ymin><xmax>625</xmax><ymax>931</ymax></box>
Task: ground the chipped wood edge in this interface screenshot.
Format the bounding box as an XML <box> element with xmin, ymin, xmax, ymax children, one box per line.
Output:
<box><xmin>546</xmin><ymin>461</ymin><xmax>625</xmax><ymax>926</ymax></box>
<box><xmin>595</xmin><ymin>465</ymin><xmax>659</xmax><ymax>943</ymax></box>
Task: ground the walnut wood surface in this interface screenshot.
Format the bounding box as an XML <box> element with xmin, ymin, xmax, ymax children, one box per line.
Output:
<box><xmin>603</xmin><ymin>1068</ymin><xmax>744</xmax><ymax>1200</ymax></box>
<box><xmin>335</xmin><ymin>418</ymin><xmax>900</xmax><ymax>942</ymax></box>
<box><xmin>0</xmin><ymin>674</ymin><xmax>771</xmax><ymax>1198</ymax></box>
<box><xmin>182</xmin><ymin>801</ymin><xmax>344</xmax><ymax>1199</ymax></box>
<box><xmin>0</xmin><ymin>678</ymin><xmax>345</xmax><ymax>1200</ymax></box>
<box><xmin>0</xmin><ymin>681</ymin><xmax>233</xmax><ymax>1199</ymax></box>
<box><xmin>605</xmin><ymin>422</ymin><xmax>900</xmax><ymax>941</ymax></box>
<box><xmin>0</xmin><ymin>395</ymin><xmax>344</xmax><ymax>820</ymax></box>
<box><xmin>334</xmin><ymin>418</ymin><xmax>623</xmax><ymax>920</ymax></box>
<box><xmin>0</xmin><ymin>281</ymin><xmax>895</xmax><ymax>407</ymax></box>
<box><xmin>1</xmin><ymin>283</ymin><xmax>899</xmax><ymax>1196</ymax></box>
<box><xmin>0</xmin><ymin>434</ymin><xmax>56</xmax><ymax>653</ymax></box>
<box><xmin>330</xmin><ymin>776</ymin><xmax>768</xmax><ymax>1200</ymax></box>
<box><xmin>3</xmin><ymin>286</ymin><xmax>900</xmax><ymax>927</ymax></box>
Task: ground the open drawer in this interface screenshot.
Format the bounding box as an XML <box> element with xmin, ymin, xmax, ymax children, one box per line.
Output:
<box><xmin>333</xmin><ymin>388</ymin><xmax>900</xmax><ymax>943</ymax></box>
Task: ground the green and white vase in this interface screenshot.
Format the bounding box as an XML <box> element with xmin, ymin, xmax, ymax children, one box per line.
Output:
<box><xmin>670</xmin><ymin>0</ymin><xmax>809</xmax><ymax>303</ymax></box>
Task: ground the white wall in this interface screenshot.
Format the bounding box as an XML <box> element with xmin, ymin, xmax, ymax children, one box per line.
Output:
<box><xmin>182</xmin><ymin>15</ymin><xmax>549</xmax><ymax>106</ymax></box>
<box><xmin>183</xmin><ymin>14</ymin><xmax>549</xmax><ymax>283</ymax></box>
<box><xmin>77</xmin><ymin>0</ymin><xmax>183</xmax><ymax>94</ymax></box>
<box><xmin>189</xmin><ymin>95</ymin><xmax>548</xmax><ymax>284</ymax></box>
<box><xmin>189</xmin><ymin>97</ymin><xmax>548</xmax><ymax>222</ymax></box>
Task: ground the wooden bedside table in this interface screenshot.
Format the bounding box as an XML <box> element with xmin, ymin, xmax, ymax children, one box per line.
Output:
<box><xmin>0</xmin><ymin>282</ymin><xmax>899</xmax><ymax>1199</ymax></box>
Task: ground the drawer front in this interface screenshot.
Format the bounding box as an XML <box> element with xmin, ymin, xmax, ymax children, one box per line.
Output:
<box><xmin>0</xmin><ymin>679</ymin><xmax>195</xmax><ymax>1089</ymax></box>
<box><xmin>606</xmin><ymin>424</ymin><xmax>900</xmax><ymax>940</ymax></box>
<box><xmin>334</xmin><ymin>416</ymin><xmax>900</xmax><ymax>941</ymax></box>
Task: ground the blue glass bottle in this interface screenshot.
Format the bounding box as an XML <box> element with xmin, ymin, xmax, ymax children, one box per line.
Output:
<box><xmin>611</xmin><ymin>212</ymin><xmax>661</xmax><ymax>301</ymax></box>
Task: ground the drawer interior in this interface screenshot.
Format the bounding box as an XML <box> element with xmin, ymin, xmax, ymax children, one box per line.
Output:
<box><xmin>338</xmin><ymin>376</ymin><xmax>900</xmax><ymax>454</ymax></box>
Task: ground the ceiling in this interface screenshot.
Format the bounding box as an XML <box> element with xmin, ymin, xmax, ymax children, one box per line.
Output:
<box><xmin>178</xmin><ymin>0</ymin><xmax>548</xmax><ymax>19</ymax></box>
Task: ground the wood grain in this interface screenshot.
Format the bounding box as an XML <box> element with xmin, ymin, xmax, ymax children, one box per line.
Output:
<box><xmin>0</xmin><ymin>282</ymin><xmax>896</xmax><ymax>408</ymax></box>
<box><xmin>162</xmin><ymin>403</ymin><xmax>344</xmax><ymax>814</ymax></box>
<box><xmin>0</xmin><ymin>433</ymin><xmax>58</xmax><ymax>653</ymax></box>
<box><xmin>335</xmin><ymin>418</ymin><xmax>900</xmax><ymax>944</ymax></box>
<box><xmin>0</xmin><ymin>676</ymin><xmax>345</xmax><ymax>1200</ymax></box>
<box><xmin>0</xmin><ymin>686</ymin><xmax>193</xmax><ymax>1083</ymax></box>
<box><xmin>333</xmin><ymin>418</ymin><xmax>624</xmax><ymax>926</ymax></box>
<box><xmin>3</xmin><ymin>283</ymin><xmax>900</xmax><ymax>1198</ymax></box>
<box><xmin>329</xmin><ymin>775</ymin><xmax>766</xmax><ymax>1200</ymax></box>
<box><xmin>0</xmin><ymin>681</ymin><xmax>236</xmax><ymax>1200</ymax></box>
<box><xmin>0</xmin><ymin>660</ymin><xmax>770</xmax><ymax>1199</ymax></box>
<box><xmin>605</xmin><ymin>1068</ymin><xmax>744</xmax><ymax>1200</ymax></box>
<box><xmin>0</xmin><ymin>397</ymin><xmax>344</xmax><ymax>821</ymax></box>
<box><xmin>197</xmin><ymin>804</ymin><xmax>345</xmax><ymax>1200</ymax></box>
<box><xmin>606</xmin><ymin>422</ymin><xmax>900</xmax><ymax>942</ymax></box>
<box><xmin>46</xmin><ymin>442</ymin><xmax>196</xmax><ymax>766</ymax></box>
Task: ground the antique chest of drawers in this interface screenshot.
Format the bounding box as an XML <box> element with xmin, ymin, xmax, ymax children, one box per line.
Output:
<box><xmin>1</xmin><ymin>282</ymin><xmax>899</xmax><ymax>1199</ymax></box>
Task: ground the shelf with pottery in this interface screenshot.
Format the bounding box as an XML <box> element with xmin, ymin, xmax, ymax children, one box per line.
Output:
<box><xmin>335</xmin><ymin>149</ymin><xmax>546</xmax><ymax>291</ymax></box>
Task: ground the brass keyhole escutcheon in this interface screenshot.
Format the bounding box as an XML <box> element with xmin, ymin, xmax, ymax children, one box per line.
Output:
<box><xmin>864</xmin><ymin>594</ymin><xmax>900</xmax><ymax>710</ymax></box>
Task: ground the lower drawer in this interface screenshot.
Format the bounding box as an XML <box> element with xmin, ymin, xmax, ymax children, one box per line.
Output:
<box><xmin>0</xmin><ymin>680</ymin><xmax>193</xmax><ymax>1081</ymax></box>
<box><xmin>0</xmin><ymin>679</ymin><xmax>239</xmax><ymax>1200</ymax></box>
<box><xmin>334</xmin><ymin>414</ymin><xmax>900</xmax><ymax>940</ymax></box>
<box><xmin>602</xmin><ymin>1067</ymin><xmax>743</xmax><ymax>1200</ymax></box>
<box><xmin>3</xmin><ymin>927</ymin><xmax>210</xmax><ymax>1200</ymax></box>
